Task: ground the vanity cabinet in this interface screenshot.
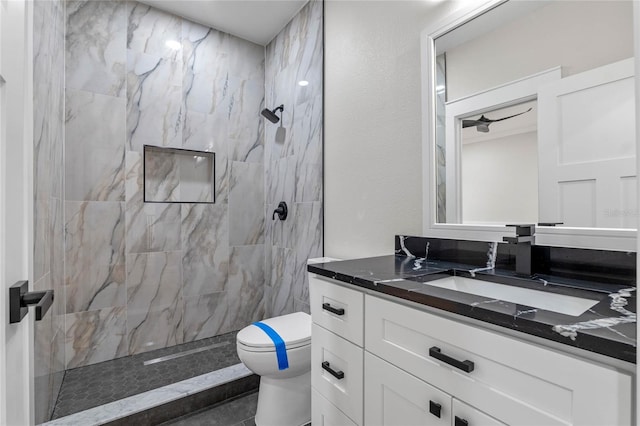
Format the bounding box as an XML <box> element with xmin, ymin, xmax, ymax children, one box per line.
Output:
<box><xmin>366</xmin><ymin>295</ymin><xmax>632</xmax><ymax>426</ymax></box>
<box><xmin>309</xmin><ymin>275</ymin><xmax>633</xmax><ymax>426</ymax></box>
<box><xmin>310</xmin><ymin>275</ymin><xmax>364</xmax><ymax>425</ymax></box>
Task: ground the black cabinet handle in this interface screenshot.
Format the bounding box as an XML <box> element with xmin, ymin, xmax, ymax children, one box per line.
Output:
<box><xmin>429</xmin><ymin>346</ymin><xmax>474</xmax><ymax>373</ymax></box>
<box><xmin>429</xmin><ymin>400</ymin><xmax>442</xmax><ymax>418</ymax></box>
<box><xmin>322</xmin><ymin>303</ymin><xmax>345</xmax><ymax>316</ymax></box>
<box><xmin>455</xmin><ymin>416</ymin><xmax>469</xmax><ymax>426</ymax></box>
<box><xmin>321</xmin><ymin>361</ymin><xmax>344</xmax><ymax>379</ymax></box>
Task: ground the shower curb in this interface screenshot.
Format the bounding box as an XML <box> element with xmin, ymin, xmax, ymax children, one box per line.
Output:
<box><xmin>40</xmin><ymin>363</ymin><xmax>258</xmax><ymax>426</ymax></box>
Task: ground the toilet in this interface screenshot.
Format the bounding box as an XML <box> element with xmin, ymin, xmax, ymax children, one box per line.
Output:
<box><xmin>237</xmin><ymin>312</ymin><xmax>312</xmax><ymax>426</ymax></box>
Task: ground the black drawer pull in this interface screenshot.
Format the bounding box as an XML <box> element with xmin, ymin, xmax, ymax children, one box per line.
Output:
<box><xmin>429</xmin><ymin>346</ymin><xmax>474</xmax><ymax>373</ymax></box>
<box><xmin>455</xmin><ymin>416</ymin><xmax>469</xmax><ymax>426</ymax></box>
<box><xmin>429</xmin><ymin>400</ymin><xmax>442</xmax><ymax>418</ymax></box>
<box><xmin>322</xmin><ymin>303</ymin><xmax>345</xmax><ymax>316</ymax></box>
<box><xmin>321</xmin><ymin>361</ymin><xmax>344</xmax><ymax>379</ymax></box>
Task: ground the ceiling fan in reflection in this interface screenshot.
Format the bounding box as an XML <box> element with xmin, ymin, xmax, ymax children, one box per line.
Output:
<box><xmin>462</xmin><ymin>107</ymin><xmax>532</xmax><ymax>133</ymax></box>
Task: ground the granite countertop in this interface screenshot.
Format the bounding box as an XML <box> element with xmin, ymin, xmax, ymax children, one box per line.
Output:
<box><xmin>307</xmin><ymin>254</ymin><xmax>636</xmax><ymax>363</ymax></box>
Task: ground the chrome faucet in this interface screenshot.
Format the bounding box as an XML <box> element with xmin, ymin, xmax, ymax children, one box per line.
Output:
<box><xmin>503</xmin><ymin>224</ymin><xmax>534</xmax><ymax>277</ymax></box>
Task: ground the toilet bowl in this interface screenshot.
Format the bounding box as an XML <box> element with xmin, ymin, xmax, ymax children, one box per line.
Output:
<box><xmin>237</xmin><ymin>312</ymin><xmax>311</xmax><ymax>426</ymax></box>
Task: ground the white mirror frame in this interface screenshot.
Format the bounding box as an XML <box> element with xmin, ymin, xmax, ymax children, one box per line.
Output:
<box><xmin>421</xmin><ymin>0</ymin><xmax>639</xmax><ymax>252</ymax></box>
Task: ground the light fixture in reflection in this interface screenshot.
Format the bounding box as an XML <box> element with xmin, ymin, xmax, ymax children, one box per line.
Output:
<box><xmin>165</xmin><ymin>40</ymin><xmax>181</xmax><ymax>50</ymax></box>
<box><xmin>298</xmin><ymin>80</ymin><xmax>309</xmax><ymax>87</ymax></box>
<box><xmin>436</xmin><ymin>84</ymin><xmax>445</xmax><ymax>93</ymax></box>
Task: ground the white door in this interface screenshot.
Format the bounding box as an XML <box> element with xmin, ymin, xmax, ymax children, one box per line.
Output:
<box><xmin>538</xmin><ymin>58</ymin><xmax>636</xmax><ymax>228</ymax></box>
<box><xmin>0</xmin><ymin>0</ymin><xmax>35</xmax><ymax>424</ymax></box>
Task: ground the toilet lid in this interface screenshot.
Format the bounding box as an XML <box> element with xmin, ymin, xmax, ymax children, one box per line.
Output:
<box><xmin>237</xmin><ymin>312</ymin><xmax>311</xmax><ymax>350</ymax></box>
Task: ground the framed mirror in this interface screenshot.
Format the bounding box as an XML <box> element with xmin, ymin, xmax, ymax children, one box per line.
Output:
<box><xmin>421</xmin><ymin>0</ymin><xmax>638</xmax><ymax>250</ymax></box>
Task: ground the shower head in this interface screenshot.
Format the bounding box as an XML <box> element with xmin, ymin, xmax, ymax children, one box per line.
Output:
<box><xmin>261</xmin><ymin>104</ymin><xmax>284</xmax><ymax>124</ymax></box>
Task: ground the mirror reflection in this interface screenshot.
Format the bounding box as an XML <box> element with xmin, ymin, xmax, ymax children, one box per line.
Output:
<box><xmin>434</xmin><ymin>0</ymin><xmax>636</xmax><ymax>229</ymax></box>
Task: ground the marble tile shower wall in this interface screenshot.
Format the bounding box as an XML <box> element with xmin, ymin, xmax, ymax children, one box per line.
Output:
<box><xmin>33</xmin><ymin>0</ymin><xmax>66</xmax><ymax>423</ymax></box>
<box><xmin>264</xmin><ymin>0</ymin><xmax>323</xmax><ymax>317</ymax></box>
<box><xmin>64</xmin><ymin>0</ymin><xmax>266</xmax><ymax>369</ymax></box>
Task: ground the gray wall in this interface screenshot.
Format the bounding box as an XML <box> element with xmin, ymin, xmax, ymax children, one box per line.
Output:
<box><xmin>33</xmin><ymin>0</ymin><xmax>66</xmax><ymax>422</ymax></box>
<box><xmin>264</xmin><ymin>0</ymin><xmax>323</xmax><ymax>317</ymax></box>
<box><xmin>63</xmin><ymin>1</ymin><xmax>266</xmax><ymax>368</ymax></box>
<box><xmin>32</xmin><ymin>4</ymin><xmax>323</xmax><ymax>421</ymax></box>
<box><xmin>58</xmin><ymin>0</ymin><xmax>323</xmax><ymax>372</ymax></box>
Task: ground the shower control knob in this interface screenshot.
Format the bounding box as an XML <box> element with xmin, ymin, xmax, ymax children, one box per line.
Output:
<box><xmin>272</xmin><ymin>202</ymin><xmax>288</xmax><ymax>221</ymax></box>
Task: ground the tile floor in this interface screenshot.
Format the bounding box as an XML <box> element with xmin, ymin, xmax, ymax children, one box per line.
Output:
<box><xmin>159</xmin><ymin>391</ymin><xmax>258</xmax><ymax>426</ymax></box>
<box><xmin>52</xmin><ymin>331</ymin><xmax>240</xmax><ymax>419</ymax></box>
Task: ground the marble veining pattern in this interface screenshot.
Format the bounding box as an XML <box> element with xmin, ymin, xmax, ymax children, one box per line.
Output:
<box><xmin>125</xmin><ymin>151</ymin><xmax>182</xmax><ymax>254</ymax></box>
<box><xmin>182</xmin><ymin>109</ymin><xmax>229</xmax><ymax>203</ymax></box>
<box><xmin>65</xmin><ymin>89</ymin><xmax>126</xmax><ymax>202</ymax></box>
<box><xmin>64</xmin><ymin>306</ymin><xmax>128</xmax><ymax>369</ymax></box>
<box><xmin>127</xmin><ymin>2</ymin><xmax>183</xmax><ymax>61</ymax></box>
<box><xmin>181</xmin><ymin>203</ymin><xmax>229</xmax><ymax>298</ymax></box>
<box><xmin>34</xmin><ymin>1</ymin><xmax>66</xmax><ymax>422</ymax></box>
<box><xmin>144</xmin><ymin>148</ymin><xmax>181</xmax><ymax>202</ymax></box>
<box><xmin>182</xmin><ymin>21</ymin><xmax>231</xmax><ymax>116</ymax></box>
<box><xmin>126</xmin><ymin>252</ymin><xmax>184</xmax><ymax>354</ymax></box>
<box><xmin>183</xmin><ymin>291</ymin><xmax>230</xmax><ymax>342</ymax></box>
<box><xmin>65</xmin><ymin>201</ymin><xmax>126</xmax><ymax>314</ymax></box>
<box><xmin>228</xmin><ymin>245</ymin><xmax>266</xmax><ymax>330</ymax></box>
<box><xmin>60</xmin><ymin>0</ymin><xmax>321</xmax><ymax>371</ymax></box>
<box><xmin>552</xmin><ymin>288</ymin><xmax>637</xmax><ymax>342</ymax></box>
<box><xmin>264</xmin><ymin>0</ymin><xmax>323</xmax><ymax>317</ymax></box>
<box><xmin>229</xmin><ymin>161</ymin><xmax>265</xmax><ymax>246</ymax></box>
<box><xmin>127</xmin><ymin>49</ymin><xmax>183</xmax><ymax>151</ymax></box>
<box><xmin>293</xmin><ymin>202</ymin><xmax>323</xmax><ymax>304</ymax></box>
<box><xmin>310</xmin><ymin>239</ymin><xmax>637</xmax><ymax>362</ymax></box>
<box><xmin>270</xmin><ymin>247</ymin><xmax>296</xmax><ymax>317</ymax></box>
<box><xmin>65</xmin><ymin>0</ymin><xmax>127</xmax><ymax>97</ymax></box>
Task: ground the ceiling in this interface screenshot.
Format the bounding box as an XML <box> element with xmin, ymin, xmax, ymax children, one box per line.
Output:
<box><xmin>138</xmin><ymin>0</ymin><xmax>309</xmax><ymax>46</ymax></box>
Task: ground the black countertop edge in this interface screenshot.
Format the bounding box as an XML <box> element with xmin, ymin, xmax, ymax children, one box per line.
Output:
<box><xmin>307</xmin><ymin>256</ymin><xmax>636</xmax><ymax>364</ymax></box>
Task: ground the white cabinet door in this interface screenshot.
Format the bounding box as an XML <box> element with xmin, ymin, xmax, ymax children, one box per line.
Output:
<box><xmin>309</xmin><ymin>275</ymin><xmax>364</xmax><ymax>346</ymax></box>
<box><xmin>365</xmin><ymin>351</ymin><xmax>451</xmax><ymax>426</ymax></box>
<box><xmin>453</xmin><ymin>399</ymin><xmax>506</xmax><ymax>426</ymax></box>
<box><xmin>312</xmin><ymin>323</ymin><xmax>364</xmax><ymax>425</ymax></box>
<box><xmin>312</xmin><ymin>388</ymin><xmax>358</xmax><ymax>426</ymax></box>
<box><xmin>365</xmin><ymin>295</ymin><xmax>632</xmax><ymax>426</ymax></box>
<box><xmin>538</xmin><ymin>58</ymin><xmax>636</xmax><ymax>228</ymax></box>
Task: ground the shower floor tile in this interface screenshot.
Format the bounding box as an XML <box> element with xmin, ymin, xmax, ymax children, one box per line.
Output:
<box><xmin>51</xmin><ymin>331</ymin><xmax>240</xmax><ymax>420</ymax></box>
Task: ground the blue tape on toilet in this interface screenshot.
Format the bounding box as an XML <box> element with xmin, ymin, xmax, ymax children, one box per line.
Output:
<box><xmin>252</xmin><ymin>322</ymin><xmax>289</xmax><ymax>370</ymax></box>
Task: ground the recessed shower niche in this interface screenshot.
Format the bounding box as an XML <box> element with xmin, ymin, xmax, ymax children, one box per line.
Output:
<box><xmin>144</xmin><ymin>145</ymin><xmax>216</xmax><ymax>203</ymax></box>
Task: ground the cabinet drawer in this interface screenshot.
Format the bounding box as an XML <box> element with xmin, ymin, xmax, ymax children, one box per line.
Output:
<box><xmin>365</xmin><ymin>351</ymin><xmax>451</xmax><ymax>426</ymax></box>
<box><xmin>312</xmin><ymin>323</ymin><xmax>363</xmax><ymax>425</ymax></box>
<box><xmin>309</xmin><ymin>275</ymin><xmax>364</xmax><ymax>346</ymax></box>
<box><xmin>365</xmin><ymin>295</ymin><xmax>632</xmax><ymax>426</ymax></box>
<box><xmin>453</xmin><ymin>399</ymin><xmax>506</xmax><ymax>426</ymax></box>
<box><xmin>312</xmin><ymin>388</ymin><xmax>358</xmax><ymax>426</ymax></box>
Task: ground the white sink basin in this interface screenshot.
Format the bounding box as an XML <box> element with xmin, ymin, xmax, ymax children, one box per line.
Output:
<box><xmin>426</xmin><ymin>276</ymin><xmax>600</xmax><ymax>316</ymax></box>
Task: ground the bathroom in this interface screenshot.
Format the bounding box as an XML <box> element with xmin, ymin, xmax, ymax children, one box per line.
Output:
<box><xmin>0</xmin><ymin>0</ymin><xmax>638</xmax><ymax>425</ymax></box>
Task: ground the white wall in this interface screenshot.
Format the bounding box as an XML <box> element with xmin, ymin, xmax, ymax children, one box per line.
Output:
<box><xmin>462</xmin><ymin>131</ymin><xmax>538</xmax><ymax>224</ymax></box>
<box><xmin>324</xmin><ymin>0</ymin><xmax>457</xmax><ymax>259</ymax></box>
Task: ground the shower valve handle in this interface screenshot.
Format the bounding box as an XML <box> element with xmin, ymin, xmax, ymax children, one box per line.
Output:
<box><xmin>272</xmin><ymin>201</ymin><xmax>288</xmax><ymax>221</ymax></box>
